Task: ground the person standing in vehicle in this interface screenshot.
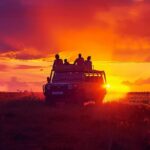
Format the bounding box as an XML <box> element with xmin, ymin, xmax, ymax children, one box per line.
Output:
<box><xmin>74</xmin><ymin>53</ymin><xmax>84</xmax><ymax>65</ymax></box>
<box><xmin>64</xmin><ymin>59</ymin><xmax>70</xmax><ymax>65</ymax></box>
<box><xmin>53</xmin><ymin>54</ymin><xmax>63</xmax><ymax>69</ymax></box>
<box><xmin>85</xmin><ymin>56</ymin><xmax>92</xmax><ymax>70</ymax></box>
<box><xmin>47</xmin><ymin>77</ymin><xmax>50</xmax><ymax>83</ymax></box>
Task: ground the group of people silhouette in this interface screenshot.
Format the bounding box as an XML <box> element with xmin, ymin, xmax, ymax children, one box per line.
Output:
<box><xmin>53</xmin><ymin>54</ymin><xmax>92</xmax><ymax>70</ymax></box>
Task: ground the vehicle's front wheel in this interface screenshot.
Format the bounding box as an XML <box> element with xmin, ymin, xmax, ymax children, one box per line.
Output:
<box><xmin>45</xmin><ymin>96</ymin><xmax>55</xmax><ymax>105</ymax></box>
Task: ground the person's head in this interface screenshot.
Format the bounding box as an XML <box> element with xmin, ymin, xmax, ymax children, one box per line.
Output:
<box><xmin>78</xmin><ymin>53</ymin><xmax>82</xmax><ymax>58</ymax></box>
<box><xmin>64</xmin><ymin>59</ymin><xmax>67</xmax><ymax>63</ymax></box>
<box><xmin>87</xmin><ymin>56</ymin><xmax>91</xmax><ymax>61</ymax></box>
<box><xmin>55</xmin><ymin>54</ymin><xmax>59</xmax><ymax>59</ymax></box>
<box><xmin>47</xmin><ymin>77</ymin><xmax>50</xmax><ymax>83</ymax></box>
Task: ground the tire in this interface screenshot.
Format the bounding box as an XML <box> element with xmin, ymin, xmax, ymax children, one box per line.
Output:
<box><xmin>45</xmin><ymin>96</ymin><xmax>55</xmax><ymax>105</ymax></box>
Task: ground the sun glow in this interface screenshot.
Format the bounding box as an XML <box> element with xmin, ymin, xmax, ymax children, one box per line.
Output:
<box><xmin>102</xmin><ymin>73</ymin><xmax>130</xmax><ymax>103</ymax></box>
<box><xmin>104</xmin><ymin>84</ymin><xmax>111</xmax><ymax>89</ymax></box>
<box><xmin>103</xmin><ymin>81</ymin><xmax>130</xmax><ymax>103</ymax></box>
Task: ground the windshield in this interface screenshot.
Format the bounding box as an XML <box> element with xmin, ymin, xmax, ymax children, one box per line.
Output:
<box><xmin>52</xmin><ymin>72</ymin><xmax>83</xmax><ymax>82</ymax></box>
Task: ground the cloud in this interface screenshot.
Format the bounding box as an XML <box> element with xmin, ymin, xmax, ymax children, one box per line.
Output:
<box><xmin>0</xmin><ymin>41</ymin><xmax>17</xmax><ymax>53</ymax></box>
<box><xmin>0</xmin><ymin>64</ymin><xmax>9</xmax><ymax>71</ymax></box>
<box><xmin>0</xmin><ymin>0</ymin><xmax>30</xmax><ymax>37</ymax></box>
<box><xmin>0</xmin><ymin>0</ymin><xmax>150</xmax><ymax>62</ymax></box>
<box><xmin>0</xmin><ymin>49</ymin><xmax>54</xmax><ymax>60</ymax></box>
<box><xmin>122</xmin><ymin>77</ymin><xmax>150</xmax><ymax>86</ymax></box>
<box><xmin>15</xmin><ymin>65</ymin><xmax>44</xmax><ymax>70</ymax></box>
<box><xmin>0</xmin><ymin>0</ymin><xmax>58</xmax><ymax>59</ymax></box>
<box><xmin>0</xmin><ymin>63</ymin><xmax>45</xmax><ymax>73</ymax></box>
<box><xmin>12</xmin><ymin>53</ymin><xmax>44</xmax><ymax>60</ymax></box>
<box><xmin>7</xmin><ymin>76</ymin><xmax>29</xmax><ymax>92</ymax></box>
<box><xmin>0</xmin><ymin>76</ymin><xmax>45</xmax><ymax>92</ymax></box>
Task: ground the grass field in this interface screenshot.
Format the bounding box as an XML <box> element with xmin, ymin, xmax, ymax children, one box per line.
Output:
<box><xmin>0</xmin><ymin>92</ymin><xmax>149</xmax><ymax>150</ymax></box>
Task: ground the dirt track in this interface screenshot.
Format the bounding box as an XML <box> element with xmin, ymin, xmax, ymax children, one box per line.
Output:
<box><xmin>0</xmin><ymin>94</ymin><xmax>150</xmax><ymax>150</ymax></box>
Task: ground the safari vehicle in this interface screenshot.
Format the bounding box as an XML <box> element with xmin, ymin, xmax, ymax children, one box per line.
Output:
<box><xmin>43</xmin><ymin>65</ymin><xmax>107</xmax><ymax>104</ymax></box>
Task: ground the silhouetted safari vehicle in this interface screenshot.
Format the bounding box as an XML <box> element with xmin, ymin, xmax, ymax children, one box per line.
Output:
<box><xmin>43</xmin><ymin>65</ymin><xmax>107</xmax><ymax>104</ymax></box>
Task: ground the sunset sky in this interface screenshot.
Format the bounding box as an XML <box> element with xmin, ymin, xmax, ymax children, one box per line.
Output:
<box><xmin>0</xmin><ymin>0</ymin><xmax>150</xmax><ymax>92</ymax></box>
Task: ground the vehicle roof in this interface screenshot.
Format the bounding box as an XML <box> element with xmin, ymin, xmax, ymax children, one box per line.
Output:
<box><xmin>52</xmin><ymin>65</ymin><xmax>105</xmax><ymax>74</ymax></box>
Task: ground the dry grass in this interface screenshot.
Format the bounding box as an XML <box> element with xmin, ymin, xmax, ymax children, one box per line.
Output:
<box><xmin>0</xmin><ymin>92</ymin><xmax>149</xmax><ymax>150</ymax></box>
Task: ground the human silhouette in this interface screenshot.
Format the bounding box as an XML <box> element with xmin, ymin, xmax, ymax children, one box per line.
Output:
<box><xmin>53</xmin><ymin>54</ymin><xmax>63</xmax><ymax>69</ymax></box>
<box><xmin>74</xmin><ymin>53</ymin><xmax>84</xmax><ymax>65</ymax></box>
<box><xmin>47</xmin><ymin>77</ymin><xmax>50</xmax><ymax>83</ymax></box>
<box><xmin>64</xmin><ymin>59</ymin><xmax>70</xmax><ymax>65</ymax></box>
<box><xmin>85</xmin><ymin>56</ymin><xmax>92</xmax><ymax>70</ymax></box>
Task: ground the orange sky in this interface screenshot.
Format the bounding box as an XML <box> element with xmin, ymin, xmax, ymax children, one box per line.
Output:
<box><xmin>0</xmin><ymin>0</ymin><xmax>150</xmax><ymax>92</ymax></box>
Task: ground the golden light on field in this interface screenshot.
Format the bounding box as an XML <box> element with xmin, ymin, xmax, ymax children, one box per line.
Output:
<box><xmin>103</xmin><ymin>76</ymin><xmax>130</xmax><ymax>103</ymax></box>
<box><xmin>108</xmin><ymin>81</ymin><xmax>130</xmax><ymax>93</ymax></box>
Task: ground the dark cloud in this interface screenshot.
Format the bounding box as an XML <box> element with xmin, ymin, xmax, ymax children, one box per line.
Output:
<box><xmin>34</xmin><ymin>0</ymin><xmax>133</xmax><ymax>28</ymax></box>
<box><xmin>0</xmin><ymin>41</ymin><xmax>16</xmax><ymax>53</ymax></box>
<box><xmin>117</xmin><ymin>3</ymin><xmax>150</xmax><ymax>39</ymax></box>
<box><xmin>0</xmin><ymin>50</ymin><xmax>57</xmax><ymax>60</ymax></box>
<box><xmin>0</xmin><ymin>0</ymin><xmax>134</xmax><ymax>40</ymax></box>
<box><xmin>0</xmin><ymin>0</ymin><xmax>30</xmax><ymax>36</ymax></box>
<box><xmin>15</xmin><ymin>65</ymin><xmax>44</xmax><ymax>70</ymax></box>
<box><xmin>0</xmin><ymin>0</ymin><xmax>57</xmax><ymax>59</ymax></box>
<box><xmin>21</xmin><ymin>0</ymin><xmax>133</xmax><ymax>7</ymax></box>
<box><xmin>13</xmin><ymin>53</ymin><xmax>44</xmax><ymax>60</ymax></box>
<box><xmin>0</xmin><ymin>63</ymin><xmax>44</xmax><ymax>72</ymax></box>
<box><xmin>0</xmin><ymin>0</ymin><xmax>35</xmax><ymax>54</ymax></box>
<box><xmin>0</xmin><ymin>0</ymin><xmax>149</xmax><ymax>61</ymax></box>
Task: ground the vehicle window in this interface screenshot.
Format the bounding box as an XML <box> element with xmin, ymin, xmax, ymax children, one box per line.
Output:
<box><xmin>52</xmin><ymin>72</ymin><xmax>84</xmax><ymax>82</ymax></box>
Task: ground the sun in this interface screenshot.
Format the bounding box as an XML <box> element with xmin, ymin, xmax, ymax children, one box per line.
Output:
<box><xmin>103</xmin><ymin>77</ymin><xmax>130</xmax><ymax>103</ymax></box>
<box><xmin>105</xmin><ymin>84</ymin><xmax>111</xmax><ymax>89</ymax></box>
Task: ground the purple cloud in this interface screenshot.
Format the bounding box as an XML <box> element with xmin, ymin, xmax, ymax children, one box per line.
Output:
<box><xmin>15</xmin><ymin>65</ymin><xmax>44</xmax><ymax>70</ymax></box>
<box><xmin>0</xmin><ymin>0</ymin><xmax>150</xmax><ymax>61</ymax></box>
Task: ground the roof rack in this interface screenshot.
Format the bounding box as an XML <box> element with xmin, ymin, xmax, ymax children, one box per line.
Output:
<box><xmin>53</xmin><ymin>64</ymin><xmax>103</xmax><ymax>72</ymax></box>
